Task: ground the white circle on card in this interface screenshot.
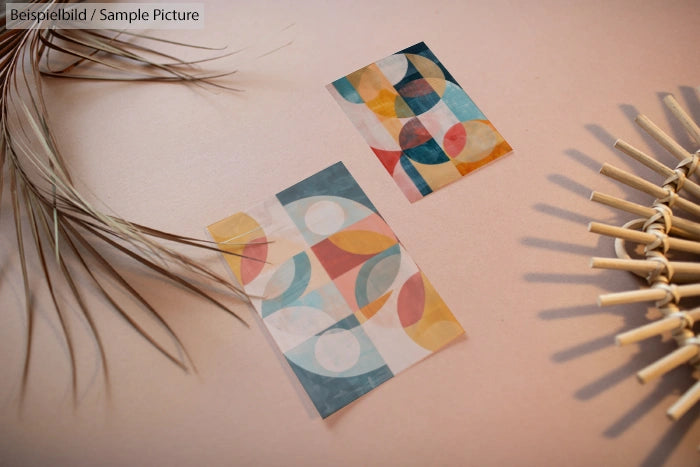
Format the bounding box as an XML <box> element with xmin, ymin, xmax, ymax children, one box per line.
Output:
<box><xmin>305</xmin><ymin>200</ymin><xmax>345</xmax><ymax>236</ymax></box>
<box><xmin>314</xmin><ymin>328</ymin><xmax>360</xmax><ymax>373</ymax></box>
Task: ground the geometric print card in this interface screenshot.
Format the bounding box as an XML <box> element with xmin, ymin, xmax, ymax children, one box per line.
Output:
<box><xmin>207</xmin><ymin>162</ymin><xmax>464</xmax><ymax>417</ymax></box>
<box><xmin>327</xmin><ymin>42</ymin><xmax>513</xmax><ymax>202</ymax></box>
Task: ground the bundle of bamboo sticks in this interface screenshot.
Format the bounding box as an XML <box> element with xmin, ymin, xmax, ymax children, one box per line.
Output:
<box><xmin>589</xmin><ymin>93</ymin><xmax>700</xmax><ymax>421</ymax></box>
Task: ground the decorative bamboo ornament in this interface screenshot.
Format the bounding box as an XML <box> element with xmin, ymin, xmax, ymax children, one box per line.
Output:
<box><xmin>589</xmin><ymin>93</ymin><xmax>700</xmax><ymax>421</ymax></box>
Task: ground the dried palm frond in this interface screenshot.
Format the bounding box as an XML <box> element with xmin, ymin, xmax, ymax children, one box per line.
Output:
<box><xmin>0</xmin><ymin>2</ymin><xmax>255</xmax><ymax>404</ymax></box>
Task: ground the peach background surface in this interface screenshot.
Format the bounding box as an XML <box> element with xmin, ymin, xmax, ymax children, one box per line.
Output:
<box><xmin>1</xmin><ymin>1</ymin><xmax>700</xmax><ymax>465</ymax></box>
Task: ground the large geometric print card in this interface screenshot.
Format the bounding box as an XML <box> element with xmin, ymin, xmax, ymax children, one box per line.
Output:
<box><xmin>208</xmin><ymin>162</ymin><xmax>464</xmax><ymax>418</ymax></box>
<box><xmin>327</xmin><ymin>42</ymin><xmax>512</xmax><ymax>202</ymax></box>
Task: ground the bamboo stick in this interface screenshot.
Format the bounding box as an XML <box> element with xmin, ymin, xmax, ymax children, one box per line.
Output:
<box><xmin>588</xmin><ymin>221</ymin><xmax>650</xmax><ymax>243</ymax></box>
<box><xmin>667</xmin><ymin>379</ymin><xmax>700</xmax><ymax>421</ymax></box>
<box><xmin>636</xmin><ymin>345</ymin><xmax>699</xmax><ymax>384</ymax></box>
<box><xmin>588</xmin><ymin>222</ymin><xmax>700</xmax><ymax>255</ymax></box>
<box><xmin>614</xmin><ymin>139</ymin><xmax>700</xmax><ymax>199</ymax></box>
<box><xmin>600</xmin><ymin>163</ymin><xmax>700</xmax><ymax>218</ymax></box>
<box><xmin>590</xmin><ymin>191</ymin><xmax>700</xmax><ymax>240</ymax></box>
<box><xmin>590</xmin><ymin>191</ymin><xmax>655</xmax><ymax>217</ymax></box>
<box><xmin>615</xmin><ymin>309</ymin><xmax>700</xmax><ymax>346</ymax></box>
<box><xmin>636</xmin><ymin>114</ymin><xmax>694</xmax><ymax>162</ymax></box>
<box><xmin>598</xmin><ymin>288</ymin><xmax>666</xmax><ymax>306</ymax></box>
<box><xmin>615</xmin><ymin>139</ymin><xmax>673</xmax><ymax>176</ymax></box>
<box><xmin>591</xmin><ymin>257</ymin><xmax>656</xmax><ymax>274</ymax></box>
<box><xmin>591</xmin><ymin>257</ymin><xmax>700</xmax><ymax>278</ymax></box>
<box><xmin>601</xmin><ymin>163</ymin><xmax>664</xmax><ymax>197</ymax></box>
<box><xmin>598</xmin><ymin>283</ymin><xmax>700</xmax><ymax>307</ymax></box>
<box><xmin>663</xmin><ymin>95</ymin><xmax>700</xmax><ymax>144</ymax></box>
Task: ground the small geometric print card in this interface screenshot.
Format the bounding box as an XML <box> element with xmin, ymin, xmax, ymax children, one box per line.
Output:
<box><xmin>327</xmin><ymin>42</ymin><xmax>512</xmax><ymax>202</ymax></box>
<box><xmin>208</xmin><ymin>162</ymin><xmax>464</xmax><ymax>417</ymax></box>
